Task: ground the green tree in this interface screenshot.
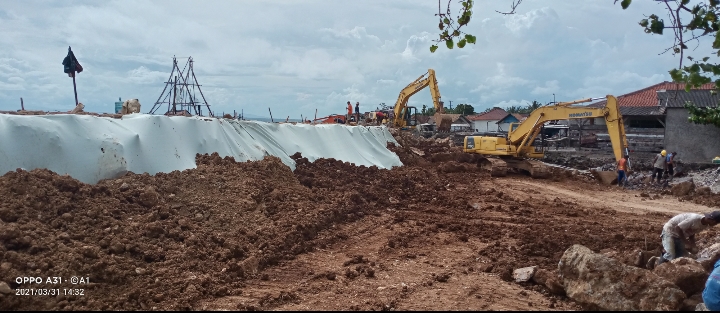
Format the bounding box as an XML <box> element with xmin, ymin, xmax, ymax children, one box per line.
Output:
<box><xmin>421</xmin><ymin>104</ymin><xmax>427</xmax><ymax>115</ymax></box>
<box><xmin>425</xmin><ymin>107</ymin><xmax>436</xmax><ymax>116</ymax></box>
<box><xmin>619</xmin><ymin>0</ymin><xmax>720</xmax><ymax>127</ymax></box>
<box><xmin>451</xmin><ymin>103</ymin><xmax>475</xmax><ymax>115</ymax></box>
<box><xmin>430</xmin><ymin>0</ymin><xmax>522</xmax><ymax>53</ymax></box>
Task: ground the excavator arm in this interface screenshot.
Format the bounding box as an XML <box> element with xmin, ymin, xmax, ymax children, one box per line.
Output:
<box><xmin>392</xmin><ymin>69</ymin><xmax>444</xmax><ymax>128</ymax></box>
<box><xmin>507</xmin><ymin>95</ymin><xmax>628</xmax><ymax>162</ymax></box>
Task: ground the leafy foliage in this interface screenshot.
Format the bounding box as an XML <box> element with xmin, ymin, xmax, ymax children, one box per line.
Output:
<box><xmin>685</xmin><ymin>101</ymin><xmax>720</xmax><ymax>127</ymax></box>
<box><xmin>421</xmin><ymin>105</ymin><xmax>436</xmax><ymax>116</ymax></box>
<box><xmin>450</xmin><ymin>103</ymin><xmax>475</xmax><ymax>115</ymax></box>
<box><xmin>620</xmin><ymin>0</ymin><xmax>720</xmax><ymax>127</ymax></box>
<box><xmin>420</xmin><ymin>104</ymin><xmax>474</xmax><ymax>115</ymax></box>
<box><xmin>430</xmin><ymin>0</ymin><xmax>521</xmax><ymax>53</ymax></box>
<box><xmin>483</xmin><ymin>100</ymin><xmax>543</xmax><ymax>115</ymax></box>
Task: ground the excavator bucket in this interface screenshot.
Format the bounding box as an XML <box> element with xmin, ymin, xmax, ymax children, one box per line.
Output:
<box><xmin>590</xmin><ymin>170</ymin><xmax>617</xmax><ymax>185</ymax></box>
<box><xmin>434</xmin><ymin>113</ymin><xmax>453</xmax><ymax>132</ymax></box>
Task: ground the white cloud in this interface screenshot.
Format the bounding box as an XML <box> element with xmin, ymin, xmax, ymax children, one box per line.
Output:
<box><xmin>0</xmin><ymin>80</ymin><xmax>24</xmax><ymax>91</ymax></box>
<box><xmin>504</xmin><ymin>7</ymin><xmax>560</xmax><ymax>35</ymax></box>
<box><xmin>531</xmin><ymin>80</ymin><xmax>560</xmax><ymax>95</ymax></box>
<box><xmin>320</xmin><ymin>26</ymin><xmax>381</xmax><ymax>42</ymax></box>
<box><xmin>127</xmin><ymin>66</ymin><xmax>167</xmax><ymax>84</ymax></box>
<box><xmin>0</xmin><ymin>0</ymin><xmax>698</xmax><ymax>118</ymax></box>
<box><xmin>470</xmin><ymin>63</ymin><xmax>530</xmax><ymax>103</ymax></box>
<box><xmin>296</xmin><ymin>92</ymin><xmax>312</xmax><ymax>101</ymax></box>
<box><xmin>401</xmin><ymin>32</ymin><xmax>432</xmax><ymax>62</ymax></box>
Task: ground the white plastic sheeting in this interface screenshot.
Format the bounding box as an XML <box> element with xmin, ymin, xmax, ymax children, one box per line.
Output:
<box><xmin>0</xmin><ymin>114</ymin><xmax>402</xmax><ymax>184</ymax></box>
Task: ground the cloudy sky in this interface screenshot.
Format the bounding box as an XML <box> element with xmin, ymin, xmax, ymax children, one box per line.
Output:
<box><xmin>0</xmin><ymin>0</ymin><xmax>713</xmax><ymax>118</ymax></box>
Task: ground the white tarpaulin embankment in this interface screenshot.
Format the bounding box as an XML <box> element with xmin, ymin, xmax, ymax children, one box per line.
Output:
<box><xmin>0</xmin><ymin>114</ymin><xmax>402</xmax><ymax>184</ymax></box>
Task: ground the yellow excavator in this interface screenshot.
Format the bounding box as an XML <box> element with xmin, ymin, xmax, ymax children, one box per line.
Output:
<box><xmin>463</xmin><ymin>95</ymin><xmax>629</xmax><ymax>180</ymax></box>
<box><xmin>391</xmin><ymin>69</ymin><xmax>453</xmax><ymax>131</ymax></box>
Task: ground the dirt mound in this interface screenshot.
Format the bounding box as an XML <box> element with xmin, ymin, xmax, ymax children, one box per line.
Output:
<box><xmin>0</xmin><ymin>153</ymin><xmax>372</xmax><ymax>310</ymax></box>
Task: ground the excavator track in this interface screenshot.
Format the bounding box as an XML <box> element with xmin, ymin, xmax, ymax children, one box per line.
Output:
<box><xmin>479</xmin><ymin>157</ymin><xmax>507</xmax><ymax>177</ymax></box>
<box><xmin>475</xmin><ymin>155</ymin><xmax>611</xmax><ymax>183</ymax></box>
<box><xmin>504</xmin><ymin>158</ymin><xmax>551</xmax><ymax>179</ymax></box>
<box><xmin>477</xmin><ymin>157</ymin><xmax>550</xmax><ymax>179</ymax></box>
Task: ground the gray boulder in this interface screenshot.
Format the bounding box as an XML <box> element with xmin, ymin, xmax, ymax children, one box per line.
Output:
<box><xmin>698</xmin><ymin>243</ymin><xmax>720</xmax><ymax>272</ymax></box>
<box><xmin>559</xmin><ymin>244</ymin><xmax>686</xmax><ymax>311</ymax></box>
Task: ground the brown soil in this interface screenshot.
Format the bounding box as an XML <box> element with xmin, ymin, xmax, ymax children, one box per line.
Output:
<box><xmin>1</xmin><ymin>132</ymin><xmax>719</xmax><ymax>310</ymax></box>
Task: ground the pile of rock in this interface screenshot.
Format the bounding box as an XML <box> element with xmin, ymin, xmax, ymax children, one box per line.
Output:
<box><xmin>511</xmin><ymin>243</ymin><xmax>720</xmax><ymax>310</ymax></box>
<box><xmin>543</xmin><ymin>244</ymin><xmax>720</xmax><ymax>311</ymax></box>
<box><xmin>692</xmin><ymin>167</ymin><xmax>720</xmax><ymax>194</ymax></box>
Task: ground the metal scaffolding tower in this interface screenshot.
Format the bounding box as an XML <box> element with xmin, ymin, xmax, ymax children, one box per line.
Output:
<box><xmin>148</xmin><ymin>56</ymin><xmax>213</xmax><ymax>117</ymax></box>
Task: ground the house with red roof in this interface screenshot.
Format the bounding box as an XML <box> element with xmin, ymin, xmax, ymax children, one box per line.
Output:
<box><xmin>587</xmin><ymin>81</ymin><xmax>714</xmax><ymax>127</ymax></box>
<box><xmin>582</xmin><ymin>81</ymin><xmax>719</xmax><ymax>161</ymax></box>
<box><xmin>466</xmin><ymin>107</ymin><xmax>509</xmax><ymax>132</ymax></box>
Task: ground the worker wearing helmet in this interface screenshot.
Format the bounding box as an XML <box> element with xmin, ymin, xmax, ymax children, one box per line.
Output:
<box><xmin>651</xmin><ymin>150</ymin><xmax>667</xmax><ymax>184</ymax></box>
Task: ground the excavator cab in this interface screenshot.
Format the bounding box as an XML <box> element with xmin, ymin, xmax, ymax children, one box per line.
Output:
<box><xmin>401</xmin><ymin>106</ymin><xmax>419</xmax><ymax>129</ymax></box>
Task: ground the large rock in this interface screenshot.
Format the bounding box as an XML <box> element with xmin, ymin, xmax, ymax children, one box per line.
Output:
<box><xmin>672</xmin><ymin>181</ymin><xmax>695</xmax><ymax>197</ymax></box>
<box><xmin>654</xmin><ymin>257</ymin><xmax>710</xmax><ymax>296</ymax></box>
<box><xmin>532</xmin><ymin>269</ymin><xmax>565</xmax><ymax>296</ymax></box>
<box><xmin>559</xmin><ymin>244</ymin><xmax>686</xmax><ymax>311</ymax></box>
<box><xmin>698</xmin><ymin>243</ymin><xmax>720</xmax><ymax>272</ymax></box>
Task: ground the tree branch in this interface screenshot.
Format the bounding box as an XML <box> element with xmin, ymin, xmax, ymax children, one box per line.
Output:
<box><xmin>496</xmin><ymin>0</ymin><xmax>523</xmax><ymax>15</ymax></box>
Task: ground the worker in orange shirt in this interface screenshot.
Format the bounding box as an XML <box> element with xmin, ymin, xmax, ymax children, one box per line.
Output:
<box><xmin>617</xmin><ymin>154</ymin><xmax>630</xmax><ymax>186</ymax></box>
<box><xmin>346</xmin><ymin>101</ymin><xmax>353</xmax><ymax>123</ymax></box>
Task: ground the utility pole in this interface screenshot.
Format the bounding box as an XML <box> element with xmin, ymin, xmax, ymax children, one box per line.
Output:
<box><xmin>449</xmin><ymin>100</ymin><xmax>453</xmax><ymax>111</ymax></box>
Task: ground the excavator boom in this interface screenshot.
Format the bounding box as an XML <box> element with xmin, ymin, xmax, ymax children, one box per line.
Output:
<box><xmin>507</xmin><ymin>95</ymin><xmax>628</xmax><ymax>160</ymax></box>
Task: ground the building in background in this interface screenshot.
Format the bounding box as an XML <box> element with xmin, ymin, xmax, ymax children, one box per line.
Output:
<box><xmin>466</xmin><ymin>108</ymin><xmax>508</xmax><ymax>133</ymax></box>
<box><xmin>659</xmin><ymin>89</ymin><xmax>720</xmax><ymax>164</ymax></box>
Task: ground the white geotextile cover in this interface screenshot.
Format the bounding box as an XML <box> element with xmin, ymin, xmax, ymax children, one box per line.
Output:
<box><xmin>0</xmin><ymin>114</ymin><xmax>402</xmax><ymax>184</ymax></box>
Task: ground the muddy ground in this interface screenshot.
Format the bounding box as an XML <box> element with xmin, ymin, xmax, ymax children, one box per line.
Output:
<box><xmin>1</xmin><ymin>133</ymin><xmax>720</xmax><ymax>310</ymax></box>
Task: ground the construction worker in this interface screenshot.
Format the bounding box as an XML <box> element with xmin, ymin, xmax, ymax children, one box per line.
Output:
<box><xmin>703</xmin><ymin>258</ymin><xmax>720</xmax><ymax>310</ymax></box>
<box><xmin>347</xmin><ymin>101</ymin><xmax>353</xmax><ymax>123</ymax></box>
<box><xmin>376</xmin><ymin>111</ymin><xmax>385</xmax><ymax>125</ymax></box>
<box><xmin>355</xmin><ymin>102</ymin><xmax>360</xmax><ymax>123</ymax></box>
<box><xmin>657</xmin><ymin>211</ymin><xmax>720</xmax><ymax>265</ymax></box>
<box><xmin>651</xmin><ymin>150</ymin><xmax>667</xmax><ymax>184</ymax></box>
<box><xmin>617</xmin><ymin>154</ymin><xmax>629</xmax><ymax>186</ymax></box>
<box><xmin>666</xmin><ymin>151</ymin><xmax>677</xmax><ymax>180</ymax></box>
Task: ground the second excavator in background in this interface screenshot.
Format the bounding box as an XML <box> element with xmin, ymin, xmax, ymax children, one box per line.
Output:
<box><xmin>391</xmin><ymin>69</ymin><xmax>453</xmax><ymax>132</ymax></box>
<box><xmin>463</xmin><ymin>95</ymin><xmax>629</xmax><ymax>181</ymax></box>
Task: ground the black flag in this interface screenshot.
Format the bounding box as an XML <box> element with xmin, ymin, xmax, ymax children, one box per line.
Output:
<box><xmin>62</xmin><ymin>46</ymin><xmax>83</xmax><ymax>77</ymax></box>
<box><xmin>62</xmin><ymin>46</ymin><xmax>82</xmax><ymax>105</ymax></box>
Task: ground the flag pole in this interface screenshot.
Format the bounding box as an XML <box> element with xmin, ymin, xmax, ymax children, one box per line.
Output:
<box><xmin>72</xmin><ymin>73</ymin><xmax>79</xmax><ymax>106</ymax></box>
